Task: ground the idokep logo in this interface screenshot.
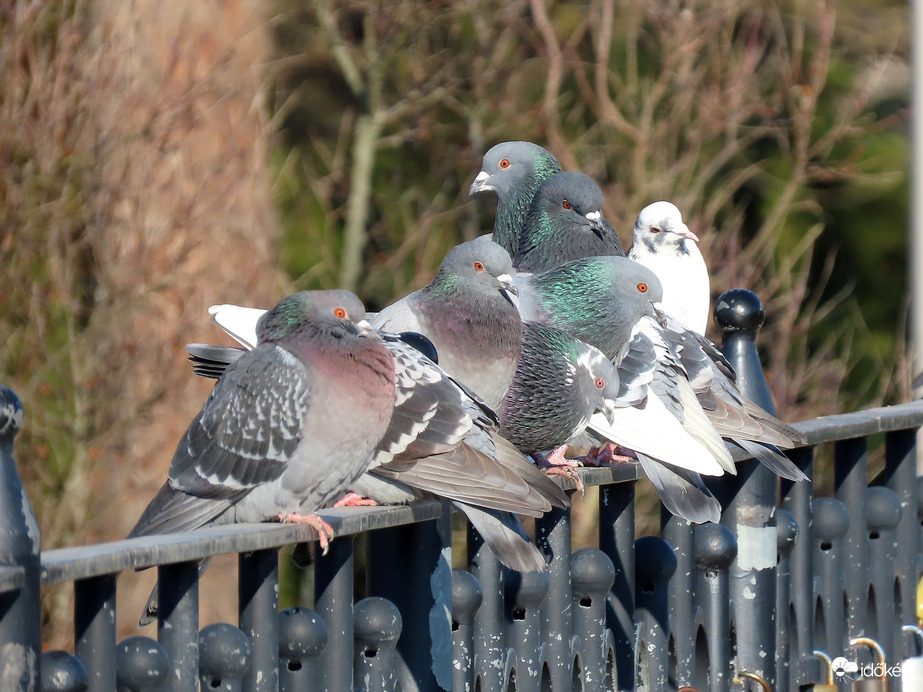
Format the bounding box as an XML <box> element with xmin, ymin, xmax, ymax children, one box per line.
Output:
<box><xmin>831</xmin><ymin>656</ymin><xmax>902</xmax><ymax>680</ymax></box>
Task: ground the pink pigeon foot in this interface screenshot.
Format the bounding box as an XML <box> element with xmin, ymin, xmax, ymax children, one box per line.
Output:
<box><xmin>276</xmin><ymin>512</ymin><xmax>335</xmax><ymax>554</ymax></box>
<box><xmin>543</xmin><ymin>445</ymin><xmax>584</xmax><ymax>467</ymax></box>
<box><xmin>530</xmin><ymin>450</ymin><xmax>585</xmax><ymax>493</ymax></box>
<box><xmin>333</xmin><ymin>492</ymin><xmax>379</xmax><ymax>508</ymax></box>
<box><xmin>582</xmin><ymin>442</ymin><xmax>637</xmax><ymax>467</ymax></box>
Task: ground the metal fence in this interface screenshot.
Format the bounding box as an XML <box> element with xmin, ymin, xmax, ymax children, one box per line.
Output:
<box><xmin>2</xmin><ymin>289</ymin><xmax>923</xmax><ymax>692</ymax></box>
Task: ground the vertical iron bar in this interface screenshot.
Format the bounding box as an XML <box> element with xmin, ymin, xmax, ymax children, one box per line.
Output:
<box><xmin>634</xmin><ymin>536</ymin><xmax>676</xmax><ymax>692</ymax></box>
<box><xmin>599</xmin><ymin>482</ymin><xmax>635</xmax><ymax>691</ymax></box>
<box><xmin>0</xmin><ymin>386</ymin><xmax>40</xmax><ymax>691</ymax></box>
<box><xmin>570</xmin><ymin>548</ymin><xmax>615</xmax><ymax>692</ymax></box>
<box><xmin>711</xmin><ymin>289</ymin><xmax>779</xmax><ymax>687</ymax></box>
<box><xmin>504</xmin><ymin>570</ymin><xmax>548</xmax><ymax>692</ymax></box>
<box><xmin>811</xmin><ymin>497</ymin><xmax>850</xmax><ymax>656</ymax></box>
<box><xmin>451</xmin><ymin>569</ymin><xmax>481</xmax><ymax>692</ymax></box>
<box><xmin>74</xmin><ymin>575</ymin><xmax>117</xmax><ymax>692</ymax></box>
<box><xmin>780</xmin><ymin>446</ymin><xmax>821</xmax><ymax>687</ymax></box>
<box><xmin>367</xmin><ymin>505</ymin><xmax>453</xmax><ymax>692</ymax></box>
<box><xmin>315</xmin><ymin>537</ymin><xmax>355</xmax><ymax>692</ymax></box>
<box><xmin>239</xmin><ymin>548</ymin><xmax>280</xmax><ymax>692</ymax></box>
<box><xmin>538</xmin><ymin>505</ymin><xmax>574</xmax><ymax>690</ymax></box>
<box><xmin>775</xmin><ymin>509</ymin><xmax>797</xmax><ymax>692</ymax></box>
<box><xmin>663</xmin><ymin>514</ymin><xmax>695</xmax><ymax>687</ymax></box>
<box><xmin>885</xmin><ymin>427</ymin><xmax>921</xmax><ymax>656</ymax></box>
<box><xmin>157</xmin><ymin>561</ymin><xmax>200</xmax><ymax>692</ymax></box>
<box><xmin>833</xmin><ymin>437</ymin><xmax>870</xmax><ymax>640</ymax></box>
<box><xmin>694</xmin><ymin>523</ymin><xmax>736</xmax><ymax>692</ymax></box>
<box><xmin>468</xmin><ymin>525</ymin><xmax>506</xmax><ymax>691</ymax></box>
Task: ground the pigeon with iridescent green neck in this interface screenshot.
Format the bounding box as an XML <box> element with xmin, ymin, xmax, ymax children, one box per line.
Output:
<box><xmin>469</xmin><ymin>141</ymin><xmax>562</xmax><ymax>258</ymax></box>
<box><xmin>513</xmin><ymin>171</ymin><xmax>624</xmax><ymax>273</ymax></box>
<box><xmin>370</xmin><ymin>235</ymin><xmax>521</xmax><ymax>410</ymax></box>
<box><xmin>515</xmin><ymin>256</ymin><xmax>735</xmax><ymax>477</ymax></box>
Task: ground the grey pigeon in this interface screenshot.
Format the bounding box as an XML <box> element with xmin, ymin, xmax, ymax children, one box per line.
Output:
<box><xmin>370</xmin><ymin>235</ymin><xmax>521</xmax><ymax>409</ymax></box>
<box><xmin>513</xmin><ymin>171</ymin><xmax>625</xmax><ymax>273</ymax></box>
<box><xmin>517</xmin><ymin>255</ymin><xmax>806</xmax><ymax>482</ymax></box>
<box><xmin>197</xmin><ymin>307</ymin><xmax>569</xmax><ymax>573</ymax></box>
<box><xmin>628</xmin><ymin>201</ymin><xmax>709</xmax><ymax>335</ymax></box>
<box><xmin>497</xmin><ymin>321</ymin><xmax>620</xmax><ymax>454</ymax></box>
<box><xmin>129</xmin><ymin>290</ymin><xmax>395</xmax><ymax>543</ymax></box>
<box><xmin>469</xmin><ymin>141</ymin><xmax>562</xmax><ymax>258</ymax></box>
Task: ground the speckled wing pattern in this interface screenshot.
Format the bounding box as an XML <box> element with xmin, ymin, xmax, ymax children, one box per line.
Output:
<box><xmin>130</xmin><ymin>344</ymin><xmax>313</xmax><ymax>537</ymax></box>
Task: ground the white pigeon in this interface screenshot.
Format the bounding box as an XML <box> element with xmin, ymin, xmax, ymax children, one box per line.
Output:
<box><xmin>628</xmin><ymin>201</ymin><xmax>710</xmax><ymax>335</ymax></box>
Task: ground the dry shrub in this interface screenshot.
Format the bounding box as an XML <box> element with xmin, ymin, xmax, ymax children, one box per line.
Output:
<box><xmin>1</xmin><ymin>0</ymin><xmax>286</xmax><ymax>645</ymax></box>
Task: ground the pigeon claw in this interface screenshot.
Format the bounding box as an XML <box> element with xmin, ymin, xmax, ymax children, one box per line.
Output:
<box><xmin>333</xmin><ymin>492</ymin><xmax>379</xmax><ymax>508</ymax></box>
<box><xmin>277</xmin><ymin>513</ymin><xmax>335</xmax><ymax>554</ymax></box>
<box><xmin>542</xmin><ymin>445</ymin><xmax>584</xmax><ymax>468</ymax></box>
<box><xmin>582</xmin><ymin>443</ymin><xmax>637</xmax><ymax>467</ymax></box>
<box><xmin>531</xmin><ymin>448</ymin><xmax>585</xmax><ymax>494</ymax></box>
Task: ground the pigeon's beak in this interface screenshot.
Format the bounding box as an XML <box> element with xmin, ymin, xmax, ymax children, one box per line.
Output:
<box><xmin>469</xmin><ymin>170</ymin><xmax>492</xmax><ymax>196</ymax></box>
<box><xmin>356</xmin><ymin>319</ymin><xmax>374</xmax><ymax>335</ymax></box>
<box><xmin>601</xmin><ymin>399</ymin><xmax>618</xmax><ymax>427</ymax></box>
<box><xmin>497</xmin><ymin>273</ymin><xmax>518</xmax><ymax>296</ymax></box>
<box><xmin>585</xmin><ymin>210</ymin><xmax>606</xmax><ymax>238</ymax></box>
<box><xmin>677</xmin><ymin>224</ymin><xmax>699</xmax><ymax>242</ymax></box>
<box><xmin>652</xmin><ymin>304</ymin><xmax>667</xmax><ymax>329</ymax></box>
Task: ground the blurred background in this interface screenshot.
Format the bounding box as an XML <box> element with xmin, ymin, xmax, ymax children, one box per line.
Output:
<box><xmin>0</xmin><ymin>0</ymin><xmax>911</xmax><ymax>644</ymax></box>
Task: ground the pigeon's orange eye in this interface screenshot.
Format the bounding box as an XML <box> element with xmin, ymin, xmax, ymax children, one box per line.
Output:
<box><xmin>595</xmin><ymin>377</ymin><xmax>605</xmax><ymax>388</ymax></box>
<box><xmin>562</xmin><ymin>200</ymin><xmax>571</xmax><ymax>210</ymax></box>
<box><xmin>637</xmin><ymin>283</ymin><xmax>648</xmax><ymax>293</ymax></box>
<box><xmin>334</xmin><ymin>308</ymin><xmax>347</xmax><ymax>318</ymax></box>
<box><xmin>499</xmin><ymin>158</ymin><xmax>510</xmax><ymax>169</ymax></box>
<box><xmin>650</xmin><ymin>226</ymin><xmax>662</xmax><ymax>234</ymax></box>
<box><xmin>474</xmin><ymin>261</ymin><xmax>485</xmax><ymax>271</ymax></box>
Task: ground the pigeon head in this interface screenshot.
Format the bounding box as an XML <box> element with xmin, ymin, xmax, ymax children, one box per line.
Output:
<box><xmin>514</xmin><ymin>172</ymin><xmax>624</xmax><ymax>272</ymax></box>
<box><xmin>526</xmin><ymin>256</ymin><xmax>663</xmax><ymax>359</ymax></box>
<box><xmin>470</xmin><ymin>142</ymin><xmax>563</xmax><ymax>259</ymax></box>
<box><xmin>633</xmin><ymin>201</ymin><xmax>698</xmax><ymax>256</ymax></box>
<box><xmin>256</xmin><ymin>290</ymin><xmax>369</xmax><ymax>343</ymax></box>
<box><xmin>431</xmin><ymin>235</ymin><xmax>517</xmax><ymax>301</ymax></box>
<box><xmin>574</xmin><ymin>341</ymin><xmax>621</xmax><ymax>426</ymax></box>
<box><xmin>533</xmin><ymin>172</ymin><xmax>606</xmax><ymax>234</ymax></box>
<box><xmin>469</xmin><ymin>141</ymin><xmax>562</xmax><ymax>198</ymax></box>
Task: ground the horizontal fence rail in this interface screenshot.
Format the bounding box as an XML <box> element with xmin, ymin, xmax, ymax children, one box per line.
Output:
<box><xmin>2</xmin><ymin>290</ymin><xmax>923</xmax><ymax>692</ymax></box>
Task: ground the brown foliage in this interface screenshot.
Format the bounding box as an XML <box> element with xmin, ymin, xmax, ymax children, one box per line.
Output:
<box><xmin>1</xmin><ymin>0</ymin><xmax>285</xmax><ymax>644</ymax></box>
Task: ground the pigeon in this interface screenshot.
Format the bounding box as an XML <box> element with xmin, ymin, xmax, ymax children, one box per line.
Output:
<box><xmin>129</xmin><ymin>290</ymin><xmax>395</xmax><ymax>544</ymax></box>
<box><xmin>469</xmin><ymin>141</ymin><xmax>562</xmax><ymax>258</ymax></box>
<box><xmin>516</xmin><ymin>255</ymin><xmax>806</xmax><ymax>482</ymax></box>
<box><xmin>196</xmin><ymin>307</ymin><xmax>570</xmax><ymax>573</ymax></box>
<box><xmin>628</xmin><ymin>201</ymin><xmax>709</xmax><ymax>335</ymax></box>
<box><xmin>370</xmin><ymin>235</ymin><xmax>521</xmax><ymax>409</ymax></box>
<box><xmin>497</xmin><ymin>321</ymin><xmax>621</xmax><ymax>454</ymax></box>
<box><xmin>515</xmin><ymin>257</ymin><xmax>735</xmax><ymax>474</ymax></box>
<box><xmin>623</xmin><ymin>202</ymin><xmax>807</xmax><ymax>476</ymax></box>
<box><xmin>513</xmin><ymin>171</ymin><xmax>625</xmax><ymax>273</ymax></box>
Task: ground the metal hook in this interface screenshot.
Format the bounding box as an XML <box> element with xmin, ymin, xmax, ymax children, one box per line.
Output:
<box><xmin>902</xmin><ymin>624</ymin><xmax>923</xmax><ymax>657</ymax></box>
<box><xmin>849</xmin><ymin>637</ymin><xmax>887</xmax><ymax>677</ymax></box>
<box><xmin>737</xmin><ymin>671</ymin><xmax>772</xmax><ymax>691</ymax></box>
<box><xmin>814</xmin><ymin>650</ymin><xmax>835</xmax><ymax>686</ymax></box>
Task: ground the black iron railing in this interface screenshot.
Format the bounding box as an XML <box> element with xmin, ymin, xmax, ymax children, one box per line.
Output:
<box><xmin>2</xmin><ymin>290</ymin><xmax>922</xmax><ymax>692</ymax></box>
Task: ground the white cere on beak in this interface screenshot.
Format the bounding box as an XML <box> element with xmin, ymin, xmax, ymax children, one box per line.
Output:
<box><xmin>497</xmin><ymin>273</ymin><xmax>513</xmax><ymax>284</ymax></box>
<box><xmin>585</xmin><ymin>210</ymin><xmax>602</xmax><ymax>222</ymax></box>
<box><xmin>357</xmin><ymin>319</ymin><xmax>372</xmax><ymax>329</ymax></box>
<box><xmin>473</xmin><ymin>171</ymin><xmax>489</xmax><ymax>184</ymax></box>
